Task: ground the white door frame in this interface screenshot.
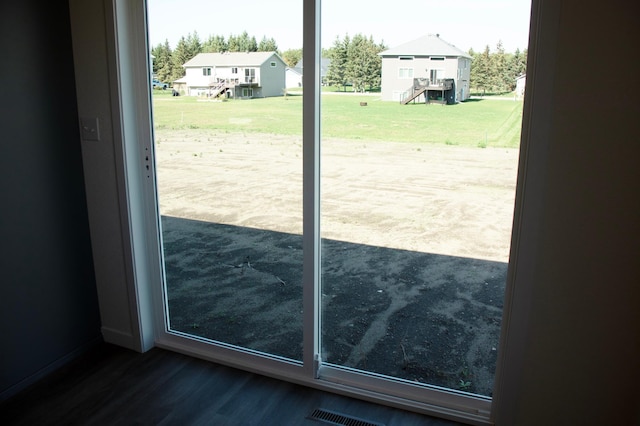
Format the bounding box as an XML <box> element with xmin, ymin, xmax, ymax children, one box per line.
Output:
<box><xmin>103</xmin><ymin>0</ymin><xmax>557</xmax><ymax>424</ymax></box>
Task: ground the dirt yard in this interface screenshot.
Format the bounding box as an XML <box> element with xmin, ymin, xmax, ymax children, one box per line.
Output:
<box><xmin>155</xmin><ymin>129</ymin><xmax>519</xmax><ymax>396</ymax></box>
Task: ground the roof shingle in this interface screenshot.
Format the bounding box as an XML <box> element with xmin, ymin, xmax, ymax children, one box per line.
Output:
<box><xmin>380</xmin><ymin>34</ymin><xmax>471</xmax><ymax>59</ymax></box>
<box><xmin>183</xmin><ymin>51</ymin><xmax>280</xmax><ymax>67</ymax></box>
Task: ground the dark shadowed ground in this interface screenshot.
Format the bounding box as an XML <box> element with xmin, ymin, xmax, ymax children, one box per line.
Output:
<box><xmin>162</xmin><ymin>216</ymin><xmax>505</xmax><ymax>396</ymax></box>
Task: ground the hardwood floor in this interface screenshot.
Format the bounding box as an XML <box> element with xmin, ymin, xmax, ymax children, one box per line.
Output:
<box><xmin>0</xmin><ymin>343</ymin><xmax>463</xmax><ymax>425</ymax></box>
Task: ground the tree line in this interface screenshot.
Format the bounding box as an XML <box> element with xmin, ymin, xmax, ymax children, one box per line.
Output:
<box><xmin>151</xmin><ymin>31</ymin><xmax>290</xmax><ymax>84</ymax></box>
<box><xmin>150</xmin><ymin>30</ymin><xmax>386</xmax><ymax>89</ymax></box>
<box><xmin>325</xmin><ymin>34</ymin><xmax>386</xmax><ymax>92</ymax></box>
<box><xmin>152</xmin><ymin>31</ymin><xmax>527</xmax><ymax>95</ymax></box>
<box><xmin>469</xmin><ymin>42</ymin><xmax>527</xmax><ymax>94</ymax></box>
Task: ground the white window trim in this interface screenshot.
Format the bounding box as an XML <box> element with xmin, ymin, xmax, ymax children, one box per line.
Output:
<box><xmin>103</xmin><ymin>0</ymin><xmax>556</xmax><ymax>424</ymax></box>
<box><xmin>398</xmin><ymin>67</ymin><xmax>414</xmax><ymax>79</ymax></box>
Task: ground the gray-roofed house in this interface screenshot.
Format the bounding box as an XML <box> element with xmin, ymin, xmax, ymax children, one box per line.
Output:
<box><xmin>379</xmin><ymin>34</ymin><xmax>471</xmax><ymax>104</ymax></box>
<box><xmin>286</xmin><ymin>58</ymin><xmax>331</xmax><ymax>88</ymax></box>
<box><xmin>176</xmin><ymin>51</ymin><xmax>286</xmax><ymax>98</ymax></box>
<box><xmin>285</xmin><ymin>66</ymin><xmax>303</xmax><ymax>88</ymax></box>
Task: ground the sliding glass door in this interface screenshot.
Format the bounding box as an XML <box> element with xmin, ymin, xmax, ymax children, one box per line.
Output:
<box><xmin>144</xmin><ymin>0</ymin><xmax>530</xmax><ymax>420</ymax></box>
<box><xmin>318</xmin><ymin>2</ymin><xmax>521</xmax><ymax>397</ymax></box>
<box><xmin>149</xmin><ymin>0</ymin><xmax>305</xmax><ymax>362</ymax></box>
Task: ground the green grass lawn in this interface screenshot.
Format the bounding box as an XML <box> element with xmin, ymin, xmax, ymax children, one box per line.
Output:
<box><xmin>152</xmin><ymin>91</ymin><xmax>523</xmax><ymax>148</ymax></box>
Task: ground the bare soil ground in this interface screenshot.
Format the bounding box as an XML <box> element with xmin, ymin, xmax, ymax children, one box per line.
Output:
<box><xmin>156</xmin><ymin>129</ymin><xmax>519</xmax><ymax>396</ymax></box>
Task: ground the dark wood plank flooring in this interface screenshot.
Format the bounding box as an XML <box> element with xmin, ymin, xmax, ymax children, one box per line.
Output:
<box><xmin>0</xmin><ymin>343</ymin><xmax>463</xmax><ymax>425</ymax></box>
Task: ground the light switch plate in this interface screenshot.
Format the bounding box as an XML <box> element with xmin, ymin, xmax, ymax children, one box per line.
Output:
<box><xmin>80</xmin><ymin>117</ymin><xmax>100</xmax><ymax>141</ymax></box>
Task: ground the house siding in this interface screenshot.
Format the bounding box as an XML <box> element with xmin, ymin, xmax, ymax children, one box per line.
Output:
<box><xmin>180</xmin><ymin>53</ymin><xmax>285</xmax><ymax>98</ymax></box>
<box><xmin>379</xmin><ymin>35</ymin><xmax>472</xmax><ymax>103</ymax></box>
<box><xmin>381</xmin><ymin>55</ymin><xmax>470</xmax><ymax>102</ymax></box>
<box><xmin>258</xmin><ymin>56</ymin><xmax>286</xmax><ymax>97</ymax></box>
<box><xmin>457</xmin><ymin>57</ymin><xmax>471</xmax><ymax>101</ymax></box>
<box><xmin>286</xmin><ymin>68</ymin><xmax>303</xmax><ymax>88</ymax></box>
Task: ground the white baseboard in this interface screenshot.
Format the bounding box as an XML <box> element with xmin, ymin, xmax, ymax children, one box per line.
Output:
<box><xmin>101</xmin><ymin>326</ymin><xmax>140</xmax><ymax>352</ymax></box>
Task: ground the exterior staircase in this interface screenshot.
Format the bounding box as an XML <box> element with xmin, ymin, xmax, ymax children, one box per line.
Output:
<box><xmin>208</xmin><ymin>81</ymin><xmax>228</xmax><ymax>98</ymax></box>
<box><xmin>401</xmin><ymin>78</ymin><xmax>429</xmax><ymax>104</ymax></box>
<box><xmin>401</xmin><ymin>78</ymin><xmax>454</xmax><ymax>105</ymax></box>
<box><xmin>401</xmin><ymin>87</ymin><xmax>428</xmax><ymax>104</ymax></box>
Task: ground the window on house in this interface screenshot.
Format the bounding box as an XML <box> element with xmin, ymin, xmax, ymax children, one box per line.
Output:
<box><xmin>270</xmin><ymin>61</ymin><xmax>277</xmax><ymax>67</ymax></box>
<box><xmin>242</xmin><ymin>87</ymin><xmax>253</xmax><ymax>97</ymax></box>
<box><xmin>398</xmin><ymin>67</ymin><xmax>413</xmax><ymax>78</ymax></box>
<box><xmin>232</xmin><ymin>67</ymin><xmax>238</xmax><ymax>74</ymax></box>
<box><xmin>430</xmin><ymin>56</ymin><xmax>445</xmax><ymax>61</ymax></box>
<box><xmin>399</xmin><ymin>56</ymin><xmax>414</xmax><ymax>60</ymax></box>
<box><xmin>202</xmin><ymin>67</ymin><xmax>211</xmax><ymax>76</ymax></box>
<box><xmin>430</xmin><ymin>68</ymin><xmax>444</xmax><ymax>82</ymax></box>
<box><xmin>245</xmin><ymin>68</ymin><xmax>255</xmax><ymax>83</ymax></box>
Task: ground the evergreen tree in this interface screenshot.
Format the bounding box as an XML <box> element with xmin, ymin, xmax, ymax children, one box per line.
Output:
<box><xmin>470</xmin><ymin>45</ymin><xmax>492</xmax><ymax>94</ymax></box>
<box><xmin>467</xmin><ymin>47</ymin><xmax>476</xmax><ymax>89</ymax></box>
<box><xmin>185</xmin><ymin>31</ymin><xmax>202</xmax><ymax>58</ymax></box>
<box><xmin>470</xmin><ymin>43</ymin><xmax>528</xmax><ymax>94</ymax></box>
<box><xmin>510</xmin><ymin>48</ymin><xmax>527</xmax><ymax>78</ymax></box>
<box><xmin>171</xmin><ymin>36</ymin><xmax>190</xmax><ymax>81</ymax></box>
<box><xmin>151</xmin><ymin>40</ymin><xmax>173</xmax><ymax>83</ymax></box>
<box><xmin>237</xmin><ymin>31</ymin><xmax>258</xmax><ymax>52</ymax></box>
<box><xmin>203</xmin><ymin>35</ymin><xmax>227</xmax><ymax>53</ymax></box>
<box><xmin>493</xmin><ymin>40</ymin><xmax>509</xmax><ymax>92</ymax></box>
<box><xmin>326</xmin><ymin>35</ymin><xmax>349</xmax><ymax>89</ymax></box>
<box><xmin>227</xmin><ymin>34</ymin><xmax>240</xmax><ymax>52</ymax></box>
<box><xmin>346</xmin><ymin>34</ymin><xmax>383</xmax><ymax>92</ymax></box>
<box><xmin>258</xmin><ymin>36</ymin><xmax>278</xmax><ymax>52</ymax></box>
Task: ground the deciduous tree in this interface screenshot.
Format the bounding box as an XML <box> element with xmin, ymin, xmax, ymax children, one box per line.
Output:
<box><xmin>281</xmin><ymin>48</ymin><xmax>303</xmax><ymax>67</ymax></box>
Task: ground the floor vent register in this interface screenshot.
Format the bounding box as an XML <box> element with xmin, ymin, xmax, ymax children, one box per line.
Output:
<box><xmin>307</xmin><ymin>408</ymin><xmax>385</xmax><ymax>426</ymax></box>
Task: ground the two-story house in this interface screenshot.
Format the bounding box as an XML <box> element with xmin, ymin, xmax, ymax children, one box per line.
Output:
<box><xmin>174</xmin><ymin>51</ymin><xmax>286</xmax><ymax>98</ymax></box>
<box><xmin>379</xmin><ymin>34</ymin><xmax>471</xmax><ymax>104</ymax></box>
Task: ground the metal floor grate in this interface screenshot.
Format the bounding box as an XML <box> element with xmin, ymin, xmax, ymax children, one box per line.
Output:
<box><xmin>307</xmin><ymin>408</ymin><xmax>385</xmax><ymax>426</ymax></box>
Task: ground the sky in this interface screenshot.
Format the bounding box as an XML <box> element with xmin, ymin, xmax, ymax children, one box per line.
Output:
<box><xmin>147</xmin><ymin>0</ymin><xmax>531</xmax><ymax>53</ymax></box>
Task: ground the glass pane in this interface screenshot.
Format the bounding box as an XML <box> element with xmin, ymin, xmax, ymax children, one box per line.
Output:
<box><xmin>148</xmin><ymin>0</ymin><xmax>304</xmax><ymax>361</ymax></box>
<box><xmin>320</xmin><ymin>0</ymin><xmax>530</xmax><ymax>395</ymax></box>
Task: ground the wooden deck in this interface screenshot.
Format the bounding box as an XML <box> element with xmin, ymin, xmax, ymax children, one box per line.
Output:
<box><xmin>401</xmin><ymin>78</ymin><xmax>455</xmax><ymax>105</ymax></box>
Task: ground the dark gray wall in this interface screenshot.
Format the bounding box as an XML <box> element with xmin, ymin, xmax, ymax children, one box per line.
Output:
<box><xmin>0</xmin><ymin>1</ymin><xmax>101</xmax><ymax>399</ymax></box>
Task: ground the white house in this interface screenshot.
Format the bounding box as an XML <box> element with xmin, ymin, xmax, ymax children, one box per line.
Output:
<box><xmin>285</xmin><ymin>66</ymin><xmax>303</xmax><ymax>88</ymax></box>
<box><xmin>515</xmin><ymin>74</ymin><xmax>526</xmax><ymax>100</ymax></box>
<box><xmin>379</xmin><ymin>34</ymin><xmax>471</xmax><ymax>103</ymax></box>
<box><xmin>174</xmin><ymin>51</ymin><xmax>286</xmax><ymax>98</ymax></box>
